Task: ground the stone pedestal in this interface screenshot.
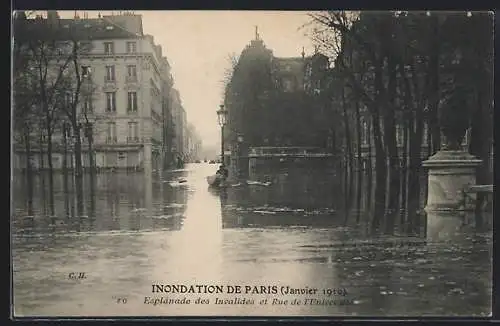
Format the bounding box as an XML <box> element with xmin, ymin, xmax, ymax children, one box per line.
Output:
<box><xmin>422</xmin><ymin>150</ymin><xmax>482</xmax><ymax>242</ymax></box>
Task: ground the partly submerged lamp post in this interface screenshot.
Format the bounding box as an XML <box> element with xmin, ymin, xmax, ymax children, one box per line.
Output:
<box><xmin>217</xmin><ymin>104</ymin><xmax>228</xmax><ymax>164</ymax></box>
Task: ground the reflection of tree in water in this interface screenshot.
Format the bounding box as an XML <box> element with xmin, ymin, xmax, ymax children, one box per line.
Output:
<box><xmin>337</xmin><ymin>168</ymin><xmax>430</xmax><ymax>237</ymax></box>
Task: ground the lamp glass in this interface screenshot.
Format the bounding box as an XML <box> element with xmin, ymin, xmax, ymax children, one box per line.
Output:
<box><xmin>217</xmin><ymin>106</ymin><xmax>228</xmax><ymax>126</ymax></box>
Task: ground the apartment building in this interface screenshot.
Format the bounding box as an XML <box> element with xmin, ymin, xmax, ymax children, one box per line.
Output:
<box><xmin>13</xmin><ymin>11</ymin><xmax>176</xmax><ymax>171</ymax></box>
<box><xmin>169</xmin><ymin>88</ymin><xmax>186</xmax><ymax>163</ymax></box>
<box><xmin>186</xmin><ymin>123</ymin><xmax>202</xmax><ymax>162</ymax></box>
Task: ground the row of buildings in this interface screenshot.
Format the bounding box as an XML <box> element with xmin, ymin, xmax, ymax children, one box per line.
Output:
<box><xmin>13</xmin><ymin>11</ymin><xmax>202</xmax><ymax>172</ymax></box>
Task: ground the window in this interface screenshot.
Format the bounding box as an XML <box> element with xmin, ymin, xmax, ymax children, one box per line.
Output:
<box><xmin>107</xmin><ymin>122</ymin><xmax>117</xmax><ymax>142</ymax></box>
<box><xmin>128</xmin><ymin>121</ymin><xmax>139</xmax><ymax>142</ymax></box>
<box><xmin>127</xmin><ymin>92</ymin><xmax>138</xmax><ymax>112</ymax></box>
<box><xmin>105</xmin><ymin>66</ymin><xmax>115</xmax><ymax>81</ymax></box>
<box><xmin>127</xmin><ymin>65</ymin><xmax>137</xmax><ymax>81</ymax></box>
<box><xmin>64</xmin><ymin>92</ymin><xmax>72</xmax><ymax>107</ymax></box>
<box><xmin>126</xmin><ymin>41</ymin><xmax>137</xmax><ymax>53</ymax></box>
<box><xmin>104</xmin><ymin>42</ymin><xmax>114</xmax><ymax>54</ymax></box>
<box><xmin>81</xmin><ymin>66</ymin><xmax>91</xmax><ymax>78</ymax></box>
<box><xmin>83</xmin><ymin>96</ymin><xmax>93</xmax><ymax>113</ymax></box>
<box><xmin>361</xmin><ymin>120</ymin><xmax>368</xmax><ymax>145</ymax></box>
<box><xmin>79</xmin><ymin>41</ymin><xmax>92</xmax><ymax>51</ymax></box>
<box><xmin>105</xmin><ymin>92</ymin><xmax>116</xmax><ymax>112</ymax></box>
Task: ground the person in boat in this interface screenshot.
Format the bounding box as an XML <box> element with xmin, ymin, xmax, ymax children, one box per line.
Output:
<box><xmin>215</xmin><ymin>164</ymin><xmax>228</xmax><ymax>185</ymax></box>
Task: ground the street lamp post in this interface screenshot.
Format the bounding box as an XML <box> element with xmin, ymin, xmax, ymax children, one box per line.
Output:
<box><xmin>237</xmin><ymin>134</ymin><xmax>244</xmax><ymax>178</ymax></box>
<box><xmin>217</xmin><ymin>104</ymin><xmax>228</xmax><ymax>164</ymax></box>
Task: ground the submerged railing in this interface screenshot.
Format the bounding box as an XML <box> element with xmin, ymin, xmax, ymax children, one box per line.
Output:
<box><xmin>248</xmin><ymin>146</ymin><xmax>334</xmax><ymax>158</ymax></box>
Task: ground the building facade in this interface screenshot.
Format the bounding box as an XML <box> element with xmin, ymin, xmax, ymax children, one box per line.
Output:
<box><xmin>223</xmin><ymin>32</ymin><xmax>333</xmax><ymax>179</ymax></box>
<box><xmin>13</xmin><ymin>11</ymin><xmax>198</xmax><ymax>172</ymax></box>
<box><xmin>185</xmin><ymin>123</ymin><xmax>202</xmax><ymax>162</ymax></box>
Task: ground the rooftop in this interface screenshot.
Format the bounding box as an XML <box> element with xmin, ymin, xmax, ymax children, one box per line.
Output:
<box><xmin>21</xmin><ymin>12</ymin><xmax>144</xmax><ymax>40</ymax></box>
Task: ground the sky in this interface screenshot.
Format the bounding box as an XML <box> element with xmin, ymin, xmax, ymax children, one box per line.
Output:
<box><xmin>57</xmin><ymin>10</ymin><xmax>317</xmax><ymax>148</ymax></box>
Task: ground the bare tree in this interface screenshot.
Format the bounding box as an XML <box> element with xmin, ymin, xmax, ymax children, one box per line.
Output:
<box><xmin>55</xmin><ymin>35</ymin><xmax>94</xmax><ymax>216</ymax></box>
<box><xmin>220</xmin><ymin>52</ymin><xmax>239</xmax><ymax>97</ymax></box>
<box><xmin>25</xmin><ymin>38</ymin><xmax>74</xmax><ymax>216</ymax></box>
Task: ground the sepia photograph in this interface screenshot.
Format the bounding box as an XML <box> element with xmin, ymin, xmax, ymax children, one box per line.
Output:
<box><xmin>11</xmin><ymin>10</ymin><xmax>493</xmax><ymax>318</ymax></box>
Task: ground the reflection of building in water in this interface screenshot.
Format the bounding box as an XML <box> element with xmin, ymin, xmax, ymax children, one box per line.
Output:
<box><xmin>221</xmin><ymin>184</ymin><xmax>343</xmax><ymax>229</ymax></box>
<box><xmin>12</xmin><ymin>171</ymin><xmax>191</xmax><ymax>232</ymax></box>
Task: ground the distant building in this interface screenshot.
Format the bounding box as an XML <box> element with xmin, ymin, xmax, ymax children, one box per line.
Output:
<box><xmin>224</xmin><ymin>31</ymin><xmax>333</xmax><ymax>179</ymax></box>
<box><xmin>224</xmin><ymin>32</ymin><xmax>331</xmax><ymax>150</ymax></box>
<box><xmin>186</xmin><ymin>123</ymin><xmax>202</xmax><ymax>162</ymax></box>
<box><xmin>170</xmin><ymin>88</ymin><xmax>185</xmax><ymax>164</ymax></box>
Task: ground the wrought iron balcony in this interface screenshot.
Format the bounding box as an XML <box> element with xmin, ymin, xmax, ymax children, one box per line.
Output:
<box><xmin>125</xmin><ymin>75</ymin><xmax>138</xmax><ymax>83</ymax></box>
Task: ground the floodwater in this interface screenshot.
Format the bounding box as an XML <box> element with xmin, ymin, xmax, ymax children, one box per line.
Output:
<box><xmin>11</xmin><ymin>163</ymin><xmax>492</xmax><ymax>317</ymax></box>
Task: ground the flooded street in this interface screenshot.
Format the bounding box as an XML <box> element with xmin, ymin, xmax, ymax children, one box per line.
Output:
<box><xmin>12</xmin><ymin>163</ymin><xmax>492</xmax><ymax>317</ymax></box>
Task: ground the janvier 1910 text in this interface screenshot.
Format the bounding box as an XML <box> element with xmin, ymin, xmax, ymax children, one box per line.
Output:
<box><xmin>151</xmin><ymin>284</ymin><xmax>347</xmax><ymax>297</ymax></box>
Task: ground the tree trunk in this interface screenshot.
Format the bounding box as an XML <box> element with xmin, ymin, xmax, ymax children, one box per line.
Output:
<box><xmin>342</xmin><ymin>156</ymin><xmax>349</xmax><ymax>225</ymax></box>
<box><xmin>341</xmin><ymin>88</ymin><xmax>353</xmax><ymax>215</ymax></box>
<box><xmin>63</xmin><ymin>124</ymin><xmax>70</xmax><ymax>218</ymax></box>
<box><xmin>429</xmin><ymin>15</ymin><xmax>441</xmax><ymax>155</ymax></box>
<box><xmin>370</xmin><ymin>57</ymin><xmax>387</xmax><ymax>233</ymax></box>
<box><xmin>355</xmin><ymin>100</ymin><xmax>363</xmax><ymax>224</ymax></box>
<box><xmin>87</xmin><ymin>129</ymin><xmax>96</xmax><ymax>218</ymax></box>
<box><xmin>366</xmin><ymin>119</ymin><xmax>373</xmax><ymax>213</ymax></box>
<box><xmin>400</xmin><ymin>116</ymin><xmax>409</xmax><ymax>228</ymax></box>
<box><xmin>383</xmin><ymin>56</ymin><xmax>400</xmax><ymax>235</ymax></box>
<box><xmin>39</xmin><ymin>130</ymin><xmax>47</xmax><ymax>214</ymax></box>
<box><xmin>371</xmin><ymin>109</ymin><xmax>386</xmax><ymax>232</ymax></box>
<box><xmin>73</xmin><ymin>124</ymin><xmax>84</xmax><ymax>217</ymax></box>
<box><xmin>46</xmin><ymin>121</ymin><xmax>55</xmax><ymax>216</ymax></box>
<box><xmin>469</xmin><ymin>87</ymin><xmax>492</xmax><ymax>229</ymax></box>
<box><xmin>406</xmin><ymin>112</ymin><xmax>424</xmax><ymax>235</ymax></box>
<box><xmin>24</xmin><ymin>123</ymin><xmax>34</xmax><ymax>216</ymax></box>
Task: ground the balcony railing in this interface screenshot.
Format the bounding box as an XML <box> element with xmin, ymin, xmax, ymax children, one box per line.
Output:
<box><xmin>104</xmin><ymin>77</ymin><xmax>116</xmax><ymax>87</ymax></box>
<box><xmin>125</xmin><ymin>75</ymin><xmax>138</xmax><ymax>83</ymax></box>
<box><xmin>106</xmin><ymin>137</ymin><xmax>118</xmax><ymax>144</ymax></box>
<box><xmin>249</xmin><ymin>146</ymin><xmax>333</xmax><ymax>157</ymax></box>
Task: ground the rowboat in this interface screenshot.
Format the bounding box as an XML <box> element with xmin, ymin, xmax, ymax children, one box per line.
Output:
<box><xmin>206</xmin><ymin>174</ymin><xmax>218</xmax><ymax>186</ymax></box>
<box><xmin>206</xmin><ymin>174</ymin><xmax>227</xmax><ymax>188</ymax></box>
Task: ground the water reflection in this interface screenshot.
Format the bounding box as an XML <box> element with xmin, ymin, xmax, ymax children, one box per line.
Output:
<box><xmin>11</xmin><ymin>163</ymin><xmax>492</xmax><ymax>317</ymax></box>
